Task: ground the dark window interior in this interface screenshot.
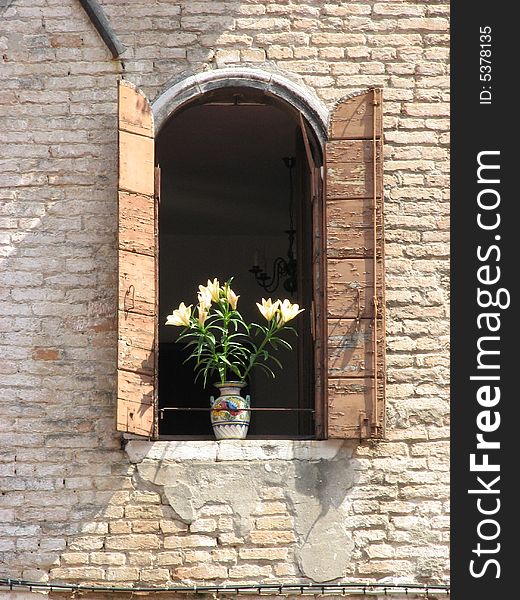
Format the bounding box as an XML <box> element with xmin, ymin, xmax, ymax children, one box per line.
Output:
<box><xmin>156</xmin><ymin>90</ymin><xmax>316</xmax><ymax>438</ymax></box>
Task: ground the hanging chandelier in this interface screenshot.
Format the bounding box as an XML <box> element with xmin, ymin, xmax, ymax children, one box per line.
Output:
<box><xmin>249</xmin><ymin>157</ymin><xmax>297</xmax><ymax>294</ymax></box>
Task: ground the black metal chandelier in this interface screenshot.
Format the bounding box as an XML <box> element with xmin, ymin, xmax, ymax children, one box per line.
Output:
<box><xmin>249</xmin><ymin>157</ymin><xmax>297</xmax><ymax>294</ymax></box>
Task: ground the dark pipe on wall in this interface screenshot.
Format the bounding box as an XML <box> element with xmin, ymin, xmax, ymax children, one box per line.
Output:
<box><xmin>78</xmin><ymin>0</ymin><xmax>126</xmax><ymax>59</ymax></box>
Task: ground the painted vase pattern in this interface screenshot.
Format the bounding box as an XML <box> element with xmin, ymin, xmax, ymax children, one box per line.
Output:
<box><xmin>210</xmin><ymin>382</ymin><xmax>250</xmax><ymax>440</ymax></box>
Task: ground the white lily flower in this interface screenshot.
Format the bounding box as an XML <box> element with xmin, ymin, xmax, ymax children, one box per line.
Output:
<box><xmin>197</xmin><ymin>288</ymin><xmax>212</xmax><ymax>310</ymax></box>
<box><xmin>277</xmin><ymin>299</ymin><xmax>304</xmax><ymax>326</ymax></box>
<box><xmin>256</xmin><ymin>298</ymin><xmax>280</xmax><ymax>322</ymax></box>
<box><xmin>165</xmin><ymin>302</ymin><xmax>192</xmax><ymax>327</ymax></box>
<box><xmin>205</xmin><ymin>278</ymin><xmax>221</xmax><ymax>303</ymax></box>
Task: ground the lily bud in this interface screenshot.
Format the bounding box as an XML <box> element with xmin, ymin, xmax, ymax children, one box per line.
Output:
<box><xmin>226</xmin><ymin>287</ymin><xmax>240</xmax><ymax>310</ymax></box>
<box><xmin>197</xmin><ymin>305</ymin><xmax>209</xmax><ymax>326</ymax></box>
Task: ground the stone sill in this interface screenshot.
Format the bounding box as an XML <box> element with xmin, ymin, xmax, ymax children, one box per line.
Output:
<box><xmin>124</xmin><ymin>438</ymin><xmax>353</xmax><ymax>463</ymax></box>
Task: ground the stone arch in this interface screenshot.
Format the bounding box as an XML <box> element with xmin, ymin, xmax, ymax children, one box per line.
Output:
<box><xmin>152</xmin><ymin>67</ymin><xmax>329</xmax><ymax>146</ymax></box>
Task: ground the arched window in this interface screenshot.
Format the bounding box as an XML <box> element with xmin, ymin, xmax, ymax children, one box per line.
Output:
<box><xmin>116</xmin><ymin>73</ymin><xmax>385</xmax><ymax>440</ymax></box>
<box><xmin>157</xmin><ymin>88</ymin><xmax>319</xmax><ymax>438</ymax></box>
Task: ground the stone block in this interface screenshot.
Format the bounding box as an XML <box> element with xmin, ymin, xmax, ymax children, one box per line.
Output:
<box><xmin>254</xmin><ymin>516</ymin><xmax>294</xmax><ymax>530</ymax></box>
<box><xmin>228</xmin><ymin>564</ymin><xmax>272</xmax><ymax>578</ymax></box>
<box><xmin>106</xmin><ymin>567</ymin><xmax>140</xmax><ymax>581</ymax></box>
<box><xmin>249</xmin><ymin>530</ymin><xmax>297</xmax><ymax>545</ymax></box>
<box><xmin>157</xmin><ymin>551</ymin><xmax>183</xmax><ymax>566</ymax></box>
<box><xmin>173</xmin><ymin>565</ymin><xmax>228</xmax><ymax>580</ymax></box>
<box><xmin>105</xmin><ymin>535</ymin><xmax>161</xmax><ymax>550</ymax></box>
<box><xmin>163</xmin><ymin>535</ymin><xmax>217</xmax><ymax>549</ymax></box>
<box><xmin>239</xmin><ymin>547</ymin><xmax>289</xmax><ymax>561</ymax></box>
<box><xmin>89</xmin><ymin>552</ymin><xmax>126</xmax><ymax>566</ymax></box>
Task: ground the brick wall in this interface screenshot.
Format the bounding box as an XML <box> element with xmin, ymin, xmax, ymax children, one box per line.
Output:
<box><xmin>0</xmin><ymin>0</ymin><xmax>449</xmax><ymax>594</ymax></box>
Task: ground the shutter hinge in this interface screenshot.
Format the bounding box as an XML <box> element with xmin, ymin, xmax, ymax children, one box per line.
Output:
<box><xmin>124</xmin><ymin>284</ymin><xmax>135</xmax><ymax>313</ymax></box>
<box><xmin>154</xmin><ymin>166</ymin><xmax>161</xmax><ymax>202</ymax></box>
<box><xmin>359</xmin><ymin>410</ymin><xmax>369</xmax><ymax>440</ymax></box>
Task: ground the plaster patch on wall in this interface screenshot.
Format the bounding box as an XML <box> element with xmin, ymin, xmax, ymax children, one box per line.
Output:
<box><xmin>163</xmin><ymin>483</ymin><xmax>194</xmax><ymax>524</ymax></box>
<box><xmin>135</xmin><ymin>441</ymin><xmax>356</xmax><ymax>582</ymax></box>
<box><xmin>290</xmin><ymin>459</ymin><xmax>356</xmax><ymax>581</ymax></box>
<box><xmin>299</xmin><ymin>514</ymin><xmax>353</xmax><ymax>582</ymax></box>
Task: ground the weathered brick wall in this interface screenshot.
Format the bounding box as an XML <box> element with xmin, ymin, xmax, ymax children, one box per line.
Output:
<box><xmin>0</xmin><ymin>0</ymin><xmax>449</xmax><ymax>594</ymax></box>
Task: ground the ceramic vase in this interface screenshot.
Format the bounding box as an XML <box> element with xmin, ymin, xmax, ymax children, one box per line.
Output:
<box><xmin>210</xmin><ymin>382</ymin><xmax>250</xmax><ymax>440</ymax></box>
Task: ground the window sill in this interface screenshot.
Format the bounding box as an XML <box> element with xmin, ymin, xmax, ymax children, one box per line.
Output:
<box><xmin>123</xmin><ymin>437</ymin><xmax>352</xmax><ymax>463</ymax></box>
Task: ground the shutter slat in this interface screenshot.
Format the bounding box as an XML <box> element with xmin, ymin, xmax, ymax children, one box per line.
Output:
<box><xmin>119</xmin><ymin>131</ymin><xmax>154</xmax><ymax>196</ymax></box>
<box><xmin>327</xmin><ymin>161</ymin><xmax>375</xmax><ymax>199</ymax></box>
<box><xmin>326</xmin><ymin>140</ymin><xmax>376</xmax><ymax>163</ymax></box>
<box><xmin>117</xmin><ymin>80</ymin><xmax>157</xmax><ymax>438</ymax></box>
<box><xmin>327</xmin><ymin>258</ymin><xmax>384</xmax><ymax>319</ymax></box>
<box><xmin>327</xmin><ymin>198</ymin><xmax>384</xmax><ymax>257</ymax></box>
<box><xmin>327</xmin><ymin>198</ymin><xmax>374</xmax><ymax>229</ymax></box>
<box><xmin>118</xmin><ymin>192</ymin><xmax>155</xmax><ymax>256</ymax></box>
<box><xmin>325</xmin><ymin>89</ymin><xmax>385</xmax><ymax>439</ymax></box>
<box><xmin>327</xmin><ymin>377</ymin><xmax>385</xmax><ymax>438</ymax></box>
<box><xmin>329</xmin><ymin>94</ymin><xmax>383</xmax><ymax>140</ymax></box>
<box><xmin>328</xmin><ymin>318</ymin><xmax>373</xmax><ymax>377</ymax></box>
<box><xmin>328</xmin><ymin>318</ymin><xmax>385</xmax><ymax>378</ymax></box>
<box><xmin>116</xmin><ymin>371</ymin><xmax>154</xmax><ymax>436</ymax></box>
<box><xmin>118</xmin><ymin>312</ymin><xmax>155</xmax><ymax>375</ymax></box>
<box><xmin>326</xmin><ymin>228</ymin><xmax>382</xmax><ymax>259</ymax></box>
<box><xmin>118</xmin><ymin>251</ymin><xmax>155</xmax><ymax>316</ymax></box>
<box><xmin>118</xmin><ymin>80</ymin><xmax>154</xmax><ymax>136</ymax></box>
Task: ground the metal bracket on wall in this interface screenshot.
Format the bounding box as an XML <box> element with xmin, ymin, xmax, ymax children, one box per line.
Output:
<box><xmin>78</xmin><ymin>0</ymin><xmax>126</xmax><ymax>59</ymax></box>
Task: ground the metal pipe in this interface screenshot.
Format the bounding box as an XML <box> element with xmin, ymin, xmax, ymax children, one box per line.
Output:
<box><xmin>371</xmin><ymin>88</ymin><xmax>380</xmax><ymax>433</ymax></box>
<box><xmin>78</xmin><ymin>0</ymin><xmax>126</xmax><ymax>58</ymax></box>
<box><xmin>1</xmin><ymin>577</ymin><xmax>450</xmax><ymax>596</ymax></box>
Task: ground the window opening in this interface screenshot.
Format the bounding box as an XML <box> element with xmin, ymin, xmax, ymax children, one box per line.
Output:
<box><xmin>156</xmin><ymin>90</ymin><xmax>319</xmax><ymax>438</ymax></box>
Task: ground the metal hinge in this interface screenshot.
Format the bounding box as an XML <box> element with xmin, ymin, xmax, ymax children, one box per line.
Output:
<box><xmin>154</xmin><ymin>166</ymin><xmax>161</xmax><ymax>202</ymax></box>
<box><xmin>359</xmin><ymin>410</ymin><xmax>369</xmax><ymax>440</ymax></box>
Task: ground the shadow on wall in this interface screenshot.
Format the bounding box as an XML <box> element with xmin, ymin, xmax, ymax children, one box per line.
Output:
<box><xmin>113</xmin><ymin>0</ymin><xmax>324</xmax><ymax>109</ymax></box>
<box><xmin>0</xmin><ymin>0</ymin><xmax>325</xmax><ymax>580</ymax></box>
<box><xmin>0</xmin><ymin>45</ymin><xmax>122</xmax><ymax>581</ymax></box>
<box><xmin>0</xmin><ymin>66</ymin><xmax>361</xmax><ymax>592</ymax></box>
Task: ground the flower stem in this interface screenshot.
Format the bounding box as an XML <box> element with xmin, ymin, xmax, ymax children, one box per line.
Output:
<box><xmin>242</xmin><ymin>322</ymin><xmax>276</xmax><ymax>381</ymax></box>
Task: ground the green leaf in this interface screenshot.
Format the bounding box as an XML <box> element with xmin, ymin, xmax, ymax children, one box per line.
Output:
<box><xmin>229</xmin><ymin>364</ymin><xmax>243</xmax><ymax>378</ymax></box>
<box><xmin>280</xmin><ymin>325</ymin><xmax>298</xmax><ymax>336</ymax></box>
<box><xmin>269</xmin><ymin>355</ymin><xmax>283</xmax><ymax>370</ymax></box>
<box><xmin>256</xmin><ymin>363</ymin><xmax>276</xmax><ymax>378</ymax></box>
<box><xmin>270</xmin><ymin>337</ymin><xmax>293</xmax><ymax>351</ymax></box>
<box><xmin>251</xmin><ymin>322</ymin><xmax>269</xmax><ymax>334</ymax></box>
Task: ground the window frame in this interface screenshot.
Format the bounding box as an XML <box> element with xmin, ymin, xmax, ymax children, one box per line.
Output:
<box><xmin>116</xmin><ymin>79</ymin><xmax>385</xmax><ymax>441</ymax></box>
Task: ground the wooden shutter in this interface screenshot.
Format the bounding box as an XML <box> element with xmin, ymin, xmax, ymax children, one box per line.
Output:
<box><xmin>325</xmin><ymin>89</ymin><xmax>385</xmax><ymax>439</ymax></box>
<box><xmin>116</xmin><ymin>79</ymin><xmax>157</xmax><ymax>437</ymax></box>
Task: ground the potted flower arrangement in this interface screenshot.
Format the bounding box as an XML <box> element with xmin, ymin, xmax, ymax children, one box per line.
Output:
<box><xmin>165</xmin><ymin>278</ymin><xmax>304</xmax><ymax>440</ymax></box>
